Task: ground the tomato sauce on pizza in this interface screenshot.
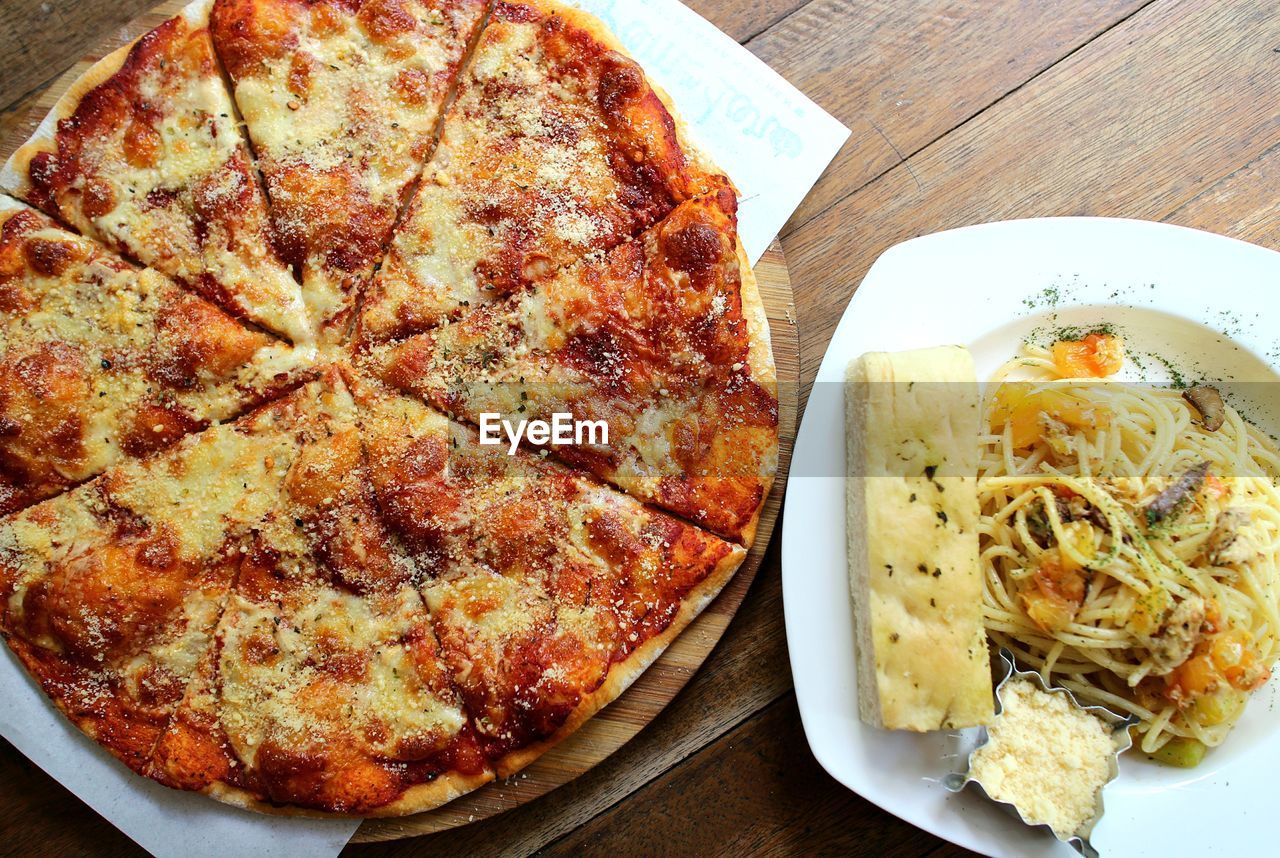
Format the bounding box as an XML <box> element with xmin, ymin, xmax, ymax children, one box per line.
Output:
<box><xmin>0</xmin><ymin>0</ymin><xmax>777</xmax><ymax>817</ymax></box>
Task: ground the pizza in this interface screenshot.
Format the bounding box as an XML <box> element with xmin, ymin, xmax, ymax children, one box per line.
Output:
<box><xmin>358</xmin><ymin>387</ymin><xmax>745</xmax><ymax>775</ymax></box>
<box><xmin>0</xmin><ymin>197</ymin><xmax>309</xmax><ymax>518</ymax></box>
<box><xmin>0</xmin><ymin>372</ymin><xmax>349</xmax><ymax>776</ymax></box>
<box><xmin>362</xmin><ymin>189</ymin><xmax>779</xmax><ymax>543</ymax></box>
<box><xmin>359</xmin><ymin>0</ymin><xmax>723</xmax><ymax>342</ymax></box>
<box><xmin>147</xmin><ymin>371</ymin><xmax>493</xmax><ymax>814</ymax></box>
<box><xmin>0</xmin><ymin>370</ymin><xmax>743</xmax><ymax>814</ymax></box>
<box><xmin>211</xmin><ymin>0</ymin><xmax>488</xmax><ymax>340</ymax></box>
<box><xmin>0</xmin><ymin>0</ymin><xmax>778</xmax><ymax>819</ymax></box>
<box><xmin>0</xmin><ymin>0</ymin><xmax>310</xmax><ymax>343</ymax></box>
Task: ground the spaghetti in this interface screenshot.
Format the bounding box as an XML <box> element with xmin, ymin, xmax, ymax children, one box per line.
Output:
<box><xmin>978</xmin><ymin>335</ymin><xmax>1280</xmax><ymax>763</ymax></box>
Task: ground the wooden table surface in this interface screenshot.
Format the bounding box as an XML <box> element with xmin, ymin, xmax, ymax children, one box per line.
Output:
<box><xmin>3</xmin><ymin>0</ymin><xmax>1278</xmax><ymax>855</ymax></box>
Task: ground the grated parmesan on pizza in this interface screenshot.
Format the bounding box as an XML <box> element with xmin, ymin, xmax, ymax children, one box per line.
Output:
<box><xmin>211</xmin><ymin>0</ymin><xmax>487</xmax><ymax>341</ymax></box>
<box><xmin>359</xmin><ymin>0</ymin><xmax>725</xmax><ymax>342</ymax></box>
<box><xmin>1</xmin><ymin>1</ymin><xmax>311</xmax><ymax>343</ymax></box>
<box><xmin>0</xmin><ymin>0</ymin><xmax>776</xmax><ymax>819</ymax></box>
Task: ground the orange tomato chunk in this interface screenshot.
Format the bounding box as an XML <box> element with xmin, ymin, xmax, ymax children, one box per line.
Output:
<box><xmin>1051</xmin><ymin>333</ymin><xmax>1124</xmax><ymax>378</ymax></box>
<box><xmin>1021</xmin><ymin>556</ymin><xmax>1086</xmax><ymax>631</ymax></box>
<box><xmin>989</xmin><ymin>384</ymin><xmax>1110</xmax><ymax>448</ymax></box>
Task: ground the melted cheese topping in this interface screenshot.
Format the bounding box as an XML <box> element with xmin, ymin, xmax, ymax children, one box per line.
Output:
<box><xmin>424</xmin><ymin>571</ymin><xmax>547</xmax><ymax>645</ymax></box>
<box><xmin>14</xmin><ymin>16</ymin><xmax>309</xmax><ymax>342</ymax></box>
<box><xmin>0</xmin><ymin>206</ymin><xmax>310</xmax><ymax>511</ymax></box>
<box><xmin>0</xmin><ymin>375</ymin><xmax>357</xmax><ymax>781</ymax></box>
<box><xmin>108</xmin><ymin>426</ymin><xmax>293</xmax><ymax>561</ymax></box>
<box><xmin>120</xmin><ymin>588</ymin><xmax>222</xmax><ymax>705</ymax></box>
<box><xmin>0</xmin><ymin>2</ymin><xmax>761</xmax><ymax>812</ymax></box>
<box><xmin>364</xmin><ymin>194</ymin><xmax>777</xmax><ymax>540</ymax></box>
<box><xmin>358</xmin><ymin>389</ymin><xmax>739</xmax><ymax>749</ymax></box>
<box><xmin>361</xmin><ymin>3</ymin><xmax>711</xmax><ymax>341</ymax></box>
<box><xmin>215</xmin><ymin>0</ymin><xmax>486</xmax><ymax>335</ymax></box>
<box><xmin>219</xmin><ymin>584</ymin><xmax>466</xmax><ymax>766</ymax></box>
<box><xmin>91</xmin><ymin>376</ymin><xmax>350</xmax><ymax>560</ymax></box>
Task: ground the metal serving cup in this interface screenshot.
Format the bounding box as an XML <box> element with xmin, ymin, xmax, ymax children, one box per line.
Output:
<box><xmin>943</xmin><ymin>648</ymin><xmax>1137</xmax><ymax>858</ymax></box>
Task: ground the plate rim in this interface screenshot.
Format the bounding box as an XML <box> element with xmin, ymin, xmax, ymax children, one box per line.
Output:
<box><xmin>783</xmin><ymin>215</ymin><xmax>1280</xmax><ymax>857</ymax></box>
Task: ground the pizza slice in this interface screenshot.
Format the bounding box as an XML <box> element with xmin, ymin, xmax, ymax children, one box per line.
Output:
<box><xmin>0</xmin><ymin>198</ymin><xmax>311</xmax><ymax>517</ymax></box>
<box><xmin>359</xmin><ymin>0</ymin><xmax>726</xmax><ymax>342</ymax></box>
<box><xmin>362</xmin><ymin>190</ymin><xmax>778</xmax><ymax>544</ymax></box>
<box><xmin>210</xmin><ymin>0</ymin><xmax>488</xmax><ymax>340</ymax></box>
<box><xmin>0</xmin><ymin>0</ymin><xmax>310</xmax><ymax>343</ymax></box>
<box><xmin>0</xmin><ymin>372</ymin><xmax>347</xmax><ymax>777</ymax></box>
<box><xmin>151</xmin><ymin>386</ymin><xmax>491</xmax><ymax>813</ymax></box>
<box><xmin>358</xmin><ymin>386</ymin><xmax>745</xmax><ymax>773</ymax></box>
<box><xmin>154</xmin><ymin>578</ymin><xmax>492</xmax><ymax>814</ymax></box>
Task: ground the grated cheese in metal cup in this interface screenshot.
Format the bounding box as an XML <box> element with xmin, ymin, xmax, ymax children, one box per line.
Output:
<box><xmin>970</xmin><ymin>677</ymin><xmax>1113</xmax><ymax>838</ymax></box>
<box><xmin>945</xmin><ymin>649</ymin><xmax>1136</xmax><ymax>858</ymax></box>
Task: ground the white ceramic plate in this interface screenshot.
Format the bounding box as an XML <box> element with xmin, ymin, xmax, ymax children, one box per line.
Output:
<box><xmin>782</xmin><ymin>218</ymin><xmax>1280</xmax><ymax>857</ymax></box>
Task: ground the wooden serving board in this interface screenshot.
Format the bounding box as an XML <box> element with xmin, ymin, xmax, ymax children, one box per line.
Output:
<box><xmin>0</xmin><ymin>0</ymin><xmax>800</xmax><ymax>842</ymax></box>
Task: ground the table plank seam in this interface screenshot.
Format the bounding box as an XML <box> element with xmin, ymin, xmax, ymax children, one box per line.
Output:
<box><xmin>737</xmin><ymin>0</ymin><xmax>812</xmax><ymax>46</ymax></box>
<box><xmin>0</xmin><ymin>74</ymin><xmax>59</xmax><ymax>119</ymax></box>
<box><xmin>1161</xmin><ymin>134</ymin><xmax>1280</xmax><ymax>224</ymax></box>
<box><xmin>774</xmin><ymin>0</ymin><xmax>1164</xmax><ymax>243</ymax></box>
<box><xmin>534</xmin><ymin>691</ymin><xmax>802</xmax><ymax>856</ymax></box>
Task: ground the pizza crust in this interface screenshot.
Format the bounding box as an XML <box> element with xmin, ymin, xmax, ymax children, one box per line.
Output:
<box><xmin>538</xmin><ymin>0</ymin><xmax>724</xmax><ymax>191</ymax></box>
<box><xmin>0</xmin><ymin>0</ymin><xmax>215</xmax><ymax>200</ymax></box>
<box><xmin>737</xmin><ymin>242</ymin><xmax>777</xmax><ymax>390</ymax></box>
<box><xmin>193</xmin><ymin>768</ymin><xmax>498</xmax><ymax>820</ymax></box>
<box><xmin>733</xmin><ymin>238</ymin><xmax>779</xmax><ymax>549</ymax></box>
<box><xmin>0</xmin><ymin>0</ymin><xmax>778</xmax><ymax>821</ymax></box>
<box><xmin>1</xmin><ymin>49</ymin><xmax>128</xmax><ymax>200</ymax></box>
<box><xmin>489</xmin><ymin>543</ymin><xmax>748</xmax><ymax>780</ymax></box>
<box><xmin>1</xmin><ymin>633</ymin><xmax>170</xmax><ymax>778</ymax></box>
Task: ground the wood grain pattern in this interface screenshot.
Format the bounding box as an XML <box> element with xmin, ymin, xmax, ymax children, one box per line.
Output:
<box><xmin>0</xmin><ymin>0</ymin><xmax>158</xmax><ymax>108</ymax></box>
<box><xmin>686</xmin><ymin>0</ymin><xmax>809</xmax><ymax>43</ymax></box>
<box><xmin>0</xmin><ymin>0</ymin><xmax>188</xmax><ymax>162</ymax></box>
<box><xmin>1164</xmin><ymin>142</ymin><xmax>1280</xmax><ymax>242</ymax></box>
<box><xmin>539</xmin><ymin>696</ymin><xmax>976</xmax><ymax>858</ymax></box>
<box><xmin>751</xmin><ymin>0</ymin><xmax>1154</xmax><ymax>232</ymax></box>
<box><xmin>785</xmin><ymin>0</ymin><xmax>1280</xmax><ymax>384</ymax></box>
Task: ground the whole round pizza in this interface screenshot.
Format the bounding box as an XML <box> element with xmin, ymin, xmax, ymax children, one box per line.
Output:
<box><xmin>0</xmin><ymin>0</ymin><xmax>778</xmax><ymax>817</ymax></box>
